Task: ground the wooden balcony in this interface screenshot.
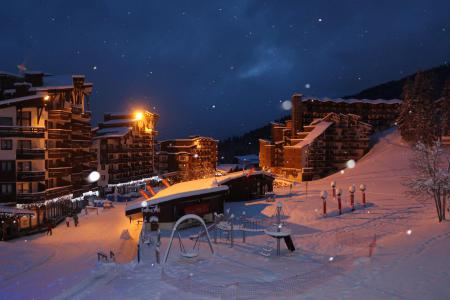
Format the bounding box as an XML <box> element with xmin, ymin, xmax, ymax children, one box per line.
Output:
<box><xmin>17</xmin><ymin>171</ymin><xmax>45</xmax><ymax>181</ymax></box>
<box><xmin>0</xmin><ymin>126</ymin><xmax>45</xmax><ymax>138</ymax></box>
<box><xmin>16</xmin><ymin>148</ymin><xmax>45</xmax><ymax>160</ymax></box>
<box><xmin>48</xmin><ymin>129</ymin><xmax>71</xmax><ymax>140</ymax></box>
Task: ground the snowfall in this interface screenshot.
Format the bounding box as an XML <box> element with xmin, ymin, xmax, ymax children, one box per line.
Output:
<box><xmin>1</xmin><ymin>129</ymin><xmax>450</xmax><ymax>300</ymax></box>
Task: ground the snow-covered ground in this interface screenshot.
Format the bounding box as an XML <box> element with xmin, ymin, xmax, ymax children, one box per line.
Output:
<box><xmin>2</xmin><ymin>130</ymin><xmax>450</xmax><ymax>299</ymax></box>
<box><xmin>0</xmin><ymin>203</ymin><xmax>140</xmax><ymax>300</ymax></box>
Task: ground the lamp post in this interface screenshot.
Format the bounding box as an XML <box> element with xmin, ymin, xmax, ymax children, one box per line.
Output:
<box><xmin>242</xmin><ymin>211</ymin><xmax>246</xmax><ymax>243</ymax></box>
<box><xmin>321</xmin><ymin>191</ymin><xmax>328</xmax><ymax>217</ymax></box>
<box><xmin>331</xmin><ymin>181</ymin><xmax>336</xmax><ymax>199</ymax></box>
<box><xmin>337</xmin><ymin>188</ymin><xmax>342</xmax><ymax>215</ymax></box>
<box><xmin>349</xmin><ymin>185</ymin><xmax>356</xmax><ymax>211</ymax></box>
<box><xmin>360</xmin><ymin>184</ymin><xmax>366</xmax><ymax>207</ymax></box>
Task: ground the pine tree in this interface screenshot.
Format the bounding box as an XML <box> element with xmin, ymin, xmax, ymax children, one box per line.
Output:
<box><xmin>398</xmin><ymin>72</ymin><xmax>437</xmax><ymax>144</ymax></box>
<box><xmin>440</xmin><ymin>79</ymin><xmax>450</xmax><ymax>136</ymax></box>
<box><xmin>397</xmin><ymin>78</ymin><xmax>415</xmax><ymax>141</ymax></box>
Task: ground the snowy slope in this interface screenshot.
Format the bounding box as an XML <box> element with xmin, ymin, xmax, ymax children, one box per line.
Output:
<box><xmin>2</xmin><ymin>129</ymin><xmax>450</xmax><ymax>300</ymax></box>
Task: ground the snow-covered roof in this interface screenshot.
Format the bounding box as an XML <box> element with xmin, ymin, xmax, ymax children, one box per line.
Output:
<box><xmin>0</xmin><ymin>71</ymin><xmax>21</xmax><ymax>78</ymax></box>
<box><xmin>290</xmin><ymin>121</ymin><xmax>333</xmax><ymax>149</ymax></box>
<box><xmin>0</xmin><ymin>94</ymin><xmax>44</xmax><ymax>107</ymax></box>
<box><xmin>303</xmin><ymin>97</ymin><xmax>402</xmax><ymax>105</ymax></box>
<box><xmin>126</xmin><ymin>171</ymin><xmax>273</xmax><ymax>213</ymax></box>
<box><xmin>0</xmin><ymin>206</ymin><xmax>34</xmax><ymax>215</ymax></box>
<box><xmin>93</xmin><ymin>127</ymin><xmax>131</xmax><ymax>139</ymax></box>
<box><xmin>102</xmin><ymin>118</ymin><xmax>136</xmax><ymax>125</ymax></box>
<box><xmin>160</xmin><ymin>136</ymin><xmax>218</xmax><ymax>143</ymax></box>
<box><xmin>29</xmin><ymin>74</ymin><xmax>93</xmax><ymax>91</ymax></box>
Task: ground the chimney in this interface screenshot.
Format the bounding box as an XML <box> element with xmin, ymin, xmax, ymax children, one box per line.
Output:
<box><xmin>291</xmin><ymin>93</ymin><xmax>303</xmax><ymax>139</ymax></box>
<box><xmin>24</xmin><ymin>71</ymin><xmax>44</xmax><ymax>87</ymax></box>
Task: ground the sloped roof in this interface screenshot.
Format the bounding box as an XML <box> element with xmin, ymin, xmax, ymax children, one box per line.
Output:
<box><xmin>290</xmin><ymin>121</ymin><xmax>333</xmax><ymax>149</ymax></box>
<box><xmin>93</xmin><ymin>126</ymin><xmax>131</xmax><ymax>139</ymax></box>
<box><xmin>303</xmin><ymin>97</ymin><xmax>402</xmax><ymax>105</ymax></box>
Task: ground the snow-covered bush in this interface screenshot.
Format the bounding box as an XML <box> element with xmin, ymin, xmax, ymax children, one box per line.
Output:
<box><xmin>407</xmin><ymin>141</ymin><xmax>450</xmax><ymax>222</ymax></box>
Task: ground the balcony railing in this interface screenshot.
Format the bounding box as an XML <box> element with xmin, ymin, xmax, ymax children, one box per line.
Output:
<box><xmin>16</xmin><ymin>191</ymin><xmax>46</xmax><ymax>203</ymax></box>
<box><xmin>16</xmin><ymin>148</ymin><xmax>45</xmax><ymax>160</ymax></box>
<box><xmin>0</xmin><ymin>126</ymin><xmax>45</xmax><ymax>138</ymax></box>
<box><xmin>17</xmin><ymin>170</ymin><xmax>45</xmax><ymax>181</ymax></box>
<box><xmin>46</xmin><ymin>185</ymin><xmax>72</xmax><ymax>199</ymax></box>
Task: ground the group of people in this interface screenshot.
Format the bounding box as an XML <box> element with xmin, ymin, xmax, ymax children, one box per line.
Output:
<box><xmin>45</xmin><ymin>213</ymin><xmax>80</xmax><ymax>236</ymax></box>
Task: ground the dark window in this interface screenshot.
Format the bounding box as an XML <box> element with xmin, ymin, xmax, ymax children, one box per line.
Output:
<box><xmin>1</xmin><ymin>139</ymin><xmax>12</xmax><ymax>150</ymax></box>
<box><xmin>0</xmin><ymin>117</ymin><xmax>13</xmax><ymax>126</ymax></box>
<box><xmin>18</xmin><ymin>161</ymin><xmax>32</xmax><ymax>172</ymax></box>
<box><xmin>0</xmin><ymin>161</ymin><xmax>13</xmax><ymax>172</ymax></box>
<box><xmin>0</xmin><ymin>183</ymin><xmax>13</xmax><ymax>195</ymax></box>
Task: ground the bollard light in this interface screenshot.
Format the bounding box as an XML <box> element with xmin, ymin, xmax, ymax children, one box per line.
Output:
<box><xmin>359</xmin><ymin>184</ymin><xmax>366</xmax><ymax>191</ymax></box>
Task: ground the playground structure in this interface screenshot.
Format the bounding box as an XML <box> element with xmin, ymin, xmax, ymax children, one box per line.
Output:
<box><xmin>187</xmin><ymin>203</ymin><xmax>296</xmax><ymax>257</ymax></box>
<box><xmin>163</xmin><ymin>214</ymin><xmax>215</xmax><ymax>263</ymax></box>
<box><xmin>264</xmin><ymin>202</ymin><xmax>295</xmax><ymax>255</ymax></box>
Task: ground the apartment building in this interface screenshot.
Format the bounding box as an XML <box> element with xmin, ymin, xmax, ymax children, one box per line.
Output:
<box><xmin>92</xmin><ymin>111</ymin><xmax>159</xmax><ymax>188</ymax></box>
<box><xmin>158</xmin><ymin>136</ymin><xmax>218</xmax><ymax>181</ymax></box>
<box><xmin>260</xmin><ymin>112</ymin><xmax>372</xmax><ymax>180</ymax></box>
<box><xmin>288</xmin><ymin>93</ymin><xmax>400</xmax><ymax>133</ymax></box>
<box><xmin>0</xmin><ymin>71</ymin><xmax>96</xmax><ymax>206</ymax></box>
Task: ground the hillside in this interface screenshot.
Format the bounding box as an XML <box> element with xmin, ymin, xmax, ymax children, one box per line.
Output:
<box><xmin>219</xmin><ymin>63</ymin><xmax>450</xmax><ymax>162</ymax></box>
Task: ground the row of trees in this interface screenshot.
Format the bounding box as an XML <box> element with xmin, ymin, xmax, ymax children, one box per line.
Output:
<box><xmin>398</xmin><ymin>72</ymin><xmax>450</xmax><ymax>144</ymax></box>
<box><xmin>400</xmin><ymin>71</ymin><xmax>450</xmax><ymax>222</ymax></box>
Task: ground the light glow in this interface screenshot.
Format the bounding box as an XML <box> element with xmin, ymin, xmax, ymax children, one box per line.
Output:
<box><xmin>134</xmin><ymin>112</ymin><xmax>144</xmax><ymax>121</ymax></box>
<box><xmin>87</xmin><ymin>171</ymin><xmax>100</xmax><ymax>183</ymax></box>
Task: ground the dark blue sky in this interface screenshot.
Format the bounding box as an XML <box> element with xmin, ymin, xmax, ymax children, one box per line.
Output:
<box><xmin>1</xmin><ymin>1</ymin><xmax>449</xmax><ymax>139</ymax></box>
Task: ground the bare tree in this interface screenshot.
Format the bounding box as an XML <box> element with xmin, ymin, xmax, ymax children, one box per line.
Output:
<box><xmin>407</xmin><ymin>141</ymin><xmax>450</xmax><ymax>222</ymax></box>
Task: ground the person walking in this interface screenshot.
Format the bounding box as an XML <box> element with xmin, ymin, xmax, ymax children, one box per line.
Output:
<box><xmin>65</xmin><ymin>216</ymin><xmax>71</xmax><ymax>227</ymax></box>
<box><xmin>73</xmin><ymin>214</ymin><xmax>79</xmax><ymax>227</ymax></box>
<box><xmin>46</xmin><ymin>221</ymin><xmax>53</xmax><ymax>236</ymax></box>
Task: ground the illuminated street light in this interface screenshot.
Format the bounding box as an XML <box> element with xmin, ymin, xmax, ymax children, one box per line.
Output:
<box><xmin>135</xmin><ymin>111</ymin><xmax>144</xmax><ymax>120</ymax></box>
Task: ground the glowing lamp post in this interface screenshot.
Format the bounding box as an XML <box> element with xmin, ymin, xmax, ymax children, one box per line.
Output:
<box><xmin>360</xmin><ymin>184</ymin><xmax>366</xmax><ymax>207</ymax></box>
<box><xmin>320</xmin><ymin>191</ymin><xmax>328</xmax><ymax>217</ymax></box>
<box><xmin>337</xmin><ymin>188</ymin><xmax>342</xmax><ymax>215</ymax></box>
<box><xmin>349</xmin><ymin>185</ymin><xmax>356</xmax><ymax>211</ymax></box>
<box><xmin>134</xmin><ymin>111</ymin><xmax>144</xmax><ymax>121</ymax></box>
<box><xmin>331</xmin><ymin>181</ymin><xmax>336</xmax><ymax>199</ymax></box>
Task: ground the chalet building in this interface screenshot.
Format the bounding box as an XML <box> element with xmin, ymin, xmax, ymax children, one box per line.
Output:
<box><xmin>92</xmin><ymin>111</ymin><xmax>159</xmax><ymax>189</ymax></box>
<box><xmin>158</xmin><ymin>136</ymin><xmax>218</xmax><ymax>182</ymax></box>
<box><xmin>0</xmin><ymin>71</ymin><xmax>96</xmax><ymax>207</ymax></box>
<box><xmin>125</xmin><ymin>171</ymin><xmax>274</xmax><ymax>228</ymax></box>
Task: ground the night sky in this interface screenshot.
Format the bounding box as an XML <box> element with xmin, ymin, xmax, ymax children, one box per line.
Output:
<box><xmin>1</xmin><ymin>1</ymin><xmax>449</xmax><ymax>139</ymax></box>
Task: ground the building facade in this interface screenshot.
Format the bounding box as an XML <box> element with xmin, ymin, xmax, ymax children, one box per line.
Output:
<box><xmin>92</xmin><ymin>111</ymin><xmax>159</xmax><ymax>188</ymax></box>
<box><xmin>259</xmin><ymin>92</ymin><xmax>385</xmax><ymax>181</ymax></box>
<box><xmin>0</xmin><ymin>71</ymin><xmax>96</xmax><ymax>207</ymax></box>
<box><xmin>289</xmin><ymin>93</ymin><xmax>401</xmax><ymax>132</ymax></box>
<box><xmin>158</xmin><ymin>136</ymin><xmax>218</xmax><ymax>181</ymax></box>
